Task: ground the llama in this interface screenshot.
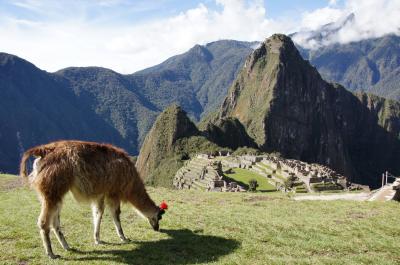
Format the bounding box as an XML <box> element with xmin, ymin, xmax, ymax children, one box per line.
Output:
<box><xmin>20</xmin><ymin>140</ymin><xmax>166</xmax><ymax>259</ymax></box>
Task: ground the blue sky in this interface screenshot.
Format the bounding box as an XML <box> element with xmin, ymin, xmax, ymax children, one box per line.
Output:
<box><xmin>0</xmin><ymin>0</ymin><xmax>396</xmax><ymax>73</ymax></box>
<box><xmin>0</xmin><ymin>1</ymin><xmax>341</xmax><ymax>23</ymax></box>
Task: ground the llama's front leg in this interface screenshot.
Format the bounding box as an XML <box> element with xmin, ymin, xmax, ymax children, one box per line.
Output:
<box><xmin>38</xmin><ymin>202</ymin><xmax>59</xmax><ymax>259</ymax></box>
<box><xmin>109</xmin><ymin>200</ymin><xmax>129</xmax><ymax>242</ymax></box>
<box><xmin>91</xmin><ymin>198</ymin><xmax>105</xmax><ymax>245</ymax></box>
<box><xmin>51</xmin><ymin>206</ymin><xmax>70</xmax><ymax>250</ymax></box>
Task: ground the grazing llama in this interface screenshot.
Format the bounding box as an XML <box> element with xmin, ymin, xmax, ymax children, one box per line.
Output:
<box><xmin>20</xmin><ymin>140</ymin><xmax>166</xmax><ymax>259</ymax></box>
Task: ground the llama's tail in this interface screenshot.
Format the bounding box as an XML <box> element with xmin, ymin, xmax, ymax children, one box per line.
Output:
<box><xmin>19</xmin><ymin>146</ymin><xmax>49</xmax><ymax>179</ymax></box>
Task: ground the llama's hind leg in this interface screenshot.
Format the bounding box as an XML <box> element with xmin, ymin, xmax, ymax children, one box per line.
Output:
<box><xmin>37</xmin><ymin>201</ymin><xmax>59</xmax><ymax>259</ymax></box>
<box><xmin>51</xmin><ymin>204</ymin><xmax>70</xmax><ymax>250</ymax></box>
<box><xmin>91</xmin><ymin>197</ymin><xmax>105</xmax><ymax>245</ymax></box>
<box><xmin>108</xmin><ymin>199</ymin><xmax>129</xmax><ymax>242</ymax></box>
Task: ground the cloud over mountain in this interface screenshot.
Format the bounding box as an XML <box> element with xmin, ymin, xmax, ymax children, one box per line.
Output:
<box><xmin>0</xmin><ymin>0</ymin><xmax>398</xmax><ymax>73</ymax></box>
<box><xmin>294</xmin><ymin>0</ymin><xmax>400</xmax><ymax>49</ymax></box>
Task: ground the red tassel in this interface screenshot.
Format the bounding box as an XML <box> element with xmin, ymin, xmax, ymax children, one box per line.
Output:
<box><xmin>159</xmin><ymin>201</ymin><xmax>168</xmax><ymax>210</ymax></box>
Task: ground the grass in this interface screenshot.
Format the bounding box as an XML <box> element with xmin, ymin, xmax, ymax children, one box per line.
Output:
<box><xmin>224</xmin><ymin>168</ymin><xmax>276</xmax><ymax>192</ymax></box>
<box><xmin>256</xmin><ymin>163</ymin><xmax>286</xmax><ymax>181</ymax></box>
<box><xmin>1</xmin><ymin>174</ymin><xmax>400</xmax><ymax>264</ymax></box>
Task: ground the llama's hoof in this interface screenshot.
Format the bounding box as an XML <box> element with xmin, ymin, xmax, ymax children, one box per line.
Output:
<box><xmin>95</xmin><ymin>240</ymin><xmax>105</xmax><ymax>245</ymax></box>
<box><xmin>63</xmin><ymin>245</ymin><xmax>71</xmax><ymax>251</ymax></box>
<box><xmin>121</xmin><ymin>237</ymin><xmax>130</xmax><ymax>243</ymax></box>
<box><xmin>48</xmin><ymin>253</ymin><xmax>60</xmax><ymax>259</ymax></box>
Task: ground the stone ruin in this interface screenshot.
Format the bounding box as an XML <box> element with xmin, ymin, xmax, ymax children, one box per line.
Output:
<box><xmin>173</xmin><ymin>152</ymin><xmax>349</xmax><ymax>193</ymax></box>
<box><xmin>173</xmin><ymin>154</ymin><xmax>245</xmax><ymax>192</ymax></box>
<box><xmin>231</xmin><ymin>154</ymin><xmax>348</xmax><ymax>192</ymax></box>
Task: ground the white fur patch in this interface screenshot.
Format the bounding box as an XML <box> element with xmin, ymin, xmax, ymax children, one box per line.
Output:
<box><xmin>135</xmin><ymin>208</ymin><xmax>146</xmax><ymax>219</ymax></box>
<box><xmin>28</xmin><ymin>157</ymin><xmax>41</xmax><ymax>183</ymax></box>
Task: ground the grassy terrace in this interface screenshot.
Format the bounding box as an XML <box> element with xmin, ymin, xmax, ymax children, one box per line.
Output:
<box><xmin>1</xmin><ymin>174</ymin><xmax>400</xmax><ymax>264</ymax></box>
<box><xmin>255</xmin><ymin>163</ymin><xmax>286</xmax><ymax>181</ymax></box>
<box><xmin>224</xmin><ymin>168</ymin><xmax>276</xmax><ymax>192</ymax></box>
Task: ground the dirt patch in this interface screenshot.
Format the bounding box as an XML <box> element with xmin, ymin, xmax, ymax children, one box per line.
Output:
<box><xmin>346</xmin><ymin>210</ymin><xmax>379</xmax><ymax>220</ymax></box>
<box><xmin>294</xmin><ymin>192</ymin><xmax>370</xmax><ymax>201</ymax></box>
<box><xmin>0</xmin><ymin>178</ymin><xmax>24</xmax><ymax>191</ymax></box>
<box><xmin>242</xmin><ymin>196</ymin><xmax>283</xmax><ymax>202</ymax></box>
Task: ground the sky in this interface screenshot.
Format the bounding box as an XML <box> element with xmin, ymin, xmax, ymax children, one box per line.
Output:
<box><xmin>0</xmin><ymin>0</ymin><xmax>398</xmax><ymax>74</ymax></box>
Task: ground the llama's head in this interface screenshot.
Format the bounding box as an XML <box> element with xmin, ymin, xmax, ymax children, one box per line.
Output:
<box><xmin>148</xmin><ymin>201</ymin><xmax>168</xmax><ymax>231</ymax></box>
<box><xmin>148</xmin><ymin>208</ymin><xmax>166</xmax><ymax>231</ymax></box>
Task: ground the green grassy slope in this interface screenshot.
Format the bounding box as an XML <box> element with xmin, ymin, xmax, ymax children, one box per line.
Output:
<box><xmin>1</xmin><ymin>174</ymin><xmax>400</xmax><ymax>265</ymax></box>
<box><xmin>224</xmin><ymin>168</ymin><xmax>276</xmax><ymax>192</ymax></box>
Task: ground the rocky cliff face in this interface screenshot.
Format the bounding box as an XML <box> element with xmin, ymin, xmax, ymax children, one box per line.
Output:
<box><xmin>216</xmin><ymin>34</ymin><xmax>400</xmax><ymax>187</ymax></box>
<box><xmin>201</xmin><ymin>117</ymin><xmax>256</xmax><ymax>150</ymax></box>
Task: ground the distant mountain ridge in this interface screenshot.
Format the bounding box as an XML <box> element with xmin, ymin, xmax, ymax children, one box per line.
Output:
<box><xmin>128</xmin><ymin>40</ymin><xmax>255</xmax><ymax>120</ymax></box>
<box><xmin>1</xmin><ymin>30</ymin><xmax>400</xmax><ymax>178</ymax></box>
<box><xmin>298</xmin><ymin>34</ymin><xmax>400</xmax><ymax>100</ymax></box>
<box><xmin>291</xmin><ymin>14</ymin><xmax>400</xmax><ymax>101</ymax></box>
<box><xmin>0</xmin><ymin>53</ymin><xmax>130</xmax><ymax>172</ymax></box>
<box><xmin>0</xmin><ymin>40</ymin><xmax>253</xmax><ymax>173</ymax></box>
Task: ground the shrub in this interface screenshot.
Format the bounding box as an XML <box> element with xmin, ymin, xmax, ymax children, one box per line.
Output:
<box><xmin>283</xmin><ymin>178</ymin><xmax>294</xmax><ymax>191</ymax></box>
<box><xmin>233</xmin><ymin>147</ymin><xmax>261</xmax><ymax>156</ymax></box>
<box><xmin>248</xmin><ymin>179</ymin><xmax>258</xmax><ymax>192</ymax></box>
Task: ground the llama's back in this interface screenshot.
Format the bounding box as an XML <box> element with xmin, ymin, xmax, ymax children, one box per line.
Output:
<box><xmin>30</xmin><ymin>141</ymin><xmax>140</xmax><ymax>201</ymax></box>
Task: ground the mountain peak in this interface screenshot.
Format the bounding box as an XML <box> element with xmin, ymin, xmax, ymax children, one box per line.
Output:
<box><xmin>187</xmin><ymin>44</ymin><xmax>213</xmax><ymax>62</ymax></box>
<box><xmin>135</xmin><ymin>104</ymin><xmax>199</xmax><ymax>180</ymax></box>
<box><xmin>0</xmin><ymin>52</ymin><xmax>38</xmax><ymax>72</ymax></box>
<box><xmin>215</xmin><ymin>33</ymin><xmax>400</xmax><ymax>187</ymax></box>
<box><xmin>265</xmin><ymin>34</ymin><xmax>294</xmax><ymax>49</ymax></box>
<box><xmin>245</xmin><ymin>34</ymin><xmax>301</xmax><ymax>73</ymax></box>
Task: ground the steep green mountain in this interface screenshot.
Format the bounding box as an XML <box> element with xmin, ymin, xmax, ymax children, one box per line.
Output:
<box><xmin>298</xmin><ymin>35</ymin><xmax>400</xmax><ymax>100</ymax></box>
<box><xmin>2</xmin><ymin>34</ymin><xmax>399</xmax><ymax>184</ymax></box>
<box><xmin>0</xmin><ymin>53</ymin><xmax>129</xmax><ymax>173</ymax></box>
<box><xmin>200</xmin><ymin>117</ymin><xmax>256</xmax><ymax>150</ymax></box>
<box><xmin>55</xmin><ymin>67</ymin><xmax>159</xmax><ymax>152</ymax></box>
<box><xmin>135</xmin><ymin>105</ymin><xmax>221</xmax><ymax>187</ymax></box>
<box><xmin>128</xmin><ymin>40</ymin><xmax>255</xmax><ymax>120</ymax></box>
<box><xmin>0</xmin><ymin>40</ymin><xmax>252</xmax><ymax>173</ymax></box>
<box><xmin>208</xmin><ymin>34</ymin><xmax>400</xmax><ymax>187</ymax></box>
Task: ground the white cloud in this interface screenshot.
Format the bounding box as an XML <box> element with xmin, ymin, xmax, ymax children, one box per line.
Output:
<box><xmin>299</xmin><ymin>7</ymin><xmax>344</xmax><ymax>31</ymax></box>
<box><xmin>0</xmin><ymin>0</ymin><xmax>293</xmax><ymax>74</ymax></box>
<box><xmin>0</xmin><ymin>0</ymin><xmax>399</xmax><ymax>73</ymax></box>
<box><xmin>293</xmin><ymin>0</ymin><xmax>400</xmax><ymax>49</ymax></box>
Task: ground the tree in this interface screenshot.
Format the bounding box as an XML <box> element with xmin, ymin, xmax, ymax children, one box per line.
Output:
<box><xmin>248</xmin><ymin>179</ymin><xmax>258</xmax><ymax>192</ymax></box>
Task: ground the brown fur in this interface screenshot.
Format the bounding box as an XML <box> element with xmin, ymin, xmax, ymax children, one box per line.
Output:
<box><xmin>20</xmin><ymin>140</ymin><xmax>162</xmax><ymax>258</ymax></box>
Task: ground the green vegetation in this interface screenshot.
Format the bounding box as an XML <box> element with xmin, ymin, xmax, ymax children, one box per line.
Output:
<box><xmin>147</xmin><ymin>136</ymin><xmax>225</xmax><ymax>187</ymax></box>
<box><xmin>0</xmin><ymin>41</ymin><xmax>253</xmax><ymax>174</ymax></box>
<box><xmin>255</xmin><ymin>163</ymin><xmax>285</xmax><ymax>181</ymax></box>
<box><xmin>232</xmin><ymin>147</ymin><xmax>262</xmax><ymax>156</ymax></box>
<box><xmin>2</xmin><ymin>174</ymin><xmax>400</xmax><ymax>264</ymax></box>
<box><xmin>248</xmin><ymin>179</ymin><xmax>258</xmax><ymax>192</ymax></box>
<box><xmin>304</xmin><ymin>35</ymin><xmax>400</xmax><ymax>100</ymax></box>
<box><xmin>224</xmin><ymin>168</ymin><xmax>275</xmax><ymax>192</ymax></box>
<box><xmin>294</xmin><ymin>184</ymin><xmax>308</xmax><ymax>193</ymax></box>
<box><xmin>312</xmin><ymin>182</ymin><xmax>344</xmax><ymax>192</ymax></box>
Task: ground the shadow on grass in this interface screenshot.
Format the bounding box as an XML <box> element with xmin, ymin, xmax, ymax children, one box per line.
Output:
<box><xmin>67</xmin><ymin>229</ymin><xmax>239</xmax><ymax>264</ymax></box>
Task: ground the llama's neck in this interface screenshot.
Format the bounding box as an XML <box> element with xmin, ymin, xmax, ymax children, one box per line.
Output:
<box><xmin>126</xmin><ymin>179</ymin><xmax>158</xmax><ymax>218</ymax></box>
